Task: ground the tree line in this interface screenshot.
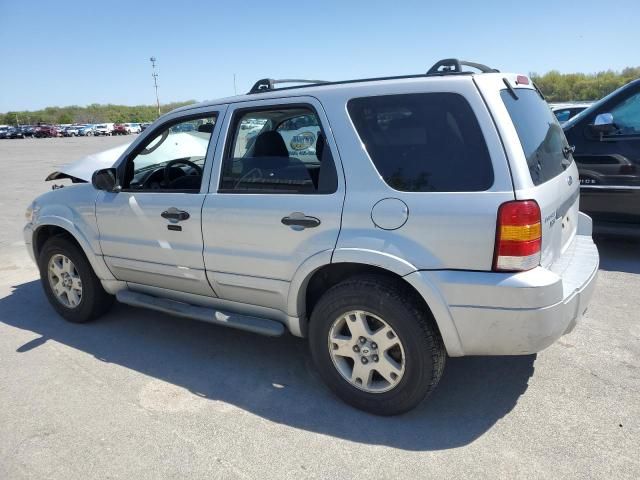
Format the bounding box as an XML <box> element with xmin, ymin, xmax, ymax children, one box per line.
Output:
<box><xmin>2</xmin><ymin>66</ymin><xmax>639</xmax><ymax>125</ymax></box>
<box><xmin>531</xmin><ymin>67</ymin><xmax>639</xmax><ymax>102</ymax></box>
<box><xmin>0</xmin><ymin>101</ymin><xmax>196</xmax><ymax>126</ymax></box>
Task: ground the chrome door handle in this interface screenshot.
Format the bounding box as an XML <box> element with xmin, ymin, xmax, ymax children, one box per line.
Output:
<box><xmin>161</xmin><ymin>207</ymin><xmax>190</xmax><ymax>222</ymax></box>
<box><xmin>281</xmin><ymin>212</ymin><xmax>321</xmax><ymax>229</ymax></box>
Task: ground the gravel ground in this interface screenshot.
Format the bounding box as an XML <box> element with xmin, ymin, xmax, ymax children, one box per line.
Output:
<box><xmin>0</xmin><ymin>137</ymin><xmax>638</xmax><ymax>479</ymax></box>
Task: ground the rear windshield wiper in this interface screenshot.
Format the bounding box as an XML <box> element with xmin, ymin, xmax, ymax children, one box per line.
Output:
<box><xmin>502</xmin><ymin>78</ymin><xmax>518</xmax><ymax>100</ymax></box>
<box><xmin>532</xmin><ymin>81</ymin><xmax>546</xmax><ymax>100</ymax></box>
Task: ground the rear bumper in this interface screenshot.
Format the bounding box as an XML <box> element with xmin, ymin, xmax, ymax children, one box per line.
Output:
<box><xmin>408</xmin><ymin>213</ymin><xmax>599</xmax><ymax>356</ymax></box>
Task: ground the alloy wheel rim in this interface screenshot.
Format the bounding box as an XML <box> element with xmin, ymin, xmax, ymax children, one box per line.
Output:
<box><xmin>47</xmin><ymin>254</ymin><xmax>83</xmax><ymax>308</ymax></box>
<box><xmin>328</xmin><ymin>310</ymin><xmax>405</xmax><ymax>393</ymax></box>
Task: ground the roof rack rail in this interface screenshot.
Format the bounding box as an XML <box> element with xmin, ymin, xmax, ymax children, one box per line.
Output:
<box><xmin>426</xmin><ymin>58</ymin><xmax>499</xmax><ymax>76</ymax></box>
<box><xmin>248</xmin><ymin>78</ymin><xmax>330</xmax><ymax>94</ymax></box>
<box><xmin>245</xmin><ymin>59</ymin><xmax>497</xmax><ymax>95</ymax></box>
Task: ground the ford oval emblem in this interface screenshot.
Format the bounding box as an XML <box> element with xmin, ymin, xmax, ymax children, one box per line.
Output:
<box><xmin>567</xmin><ymin>175</ymin><xmax>573</xmax><ymax>186</ymax></box>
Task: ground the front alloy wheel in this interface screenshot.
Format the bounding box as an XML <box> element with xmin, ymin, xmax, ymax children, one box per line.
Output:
<box><xmin>39</xmin><ymin>236</ymin><xmax>114</xmax><ymax>323</ymax></box>
<box><xmin>48</xmin><ymin>254</ymin><xmax>83</xmax><ymax>308</ymax></box>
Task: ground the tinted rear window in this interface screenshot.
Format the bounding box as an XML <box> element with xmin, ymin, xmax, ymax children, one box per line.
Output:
<box><xmin>347</xmin><ymin>93</ymin><xmax>493</xmax><ymax>192</ymax></box>
<box><xmin>501</xmin><ymin>89</ymin><xmax>570</xmax><ymax>186</ymax></box>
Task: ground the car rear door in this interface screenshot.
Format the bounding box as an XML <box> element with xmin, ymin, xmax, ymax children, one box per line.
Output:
<box><xmin>201</xmin><ymin>96</ymin><xmax>344</xmax><ymax>313</ymax></box>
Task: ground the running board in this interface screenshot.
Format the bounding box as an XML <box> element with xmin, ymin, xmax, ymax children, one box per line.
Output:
<box><xmin>116</xmin><ymin>290</ymin><xmax>285</xmax><ymax>337</ymax></box>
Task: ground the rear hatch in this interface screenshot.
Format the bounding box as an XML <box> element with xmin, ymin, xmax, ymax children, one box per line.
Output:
<box><xmin>477</xmin><ymin>75</ymin><xmax>580</xmax><ymax>268</ymax></box>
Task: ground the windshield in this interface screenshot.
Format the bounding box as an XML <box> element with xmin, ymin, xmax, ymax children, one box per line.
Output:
<box><xmin>501</xmin><ymin>89</ymin><xmax>571</xmax><ymax>186</ymax></box>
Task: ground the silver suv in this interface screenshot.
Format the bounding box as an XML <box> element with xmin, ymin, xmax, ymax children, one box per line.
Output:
<box><xmin>24</xmin><ymin>59</ymin><xmax>599</xmax><ymax>415</ymax></box>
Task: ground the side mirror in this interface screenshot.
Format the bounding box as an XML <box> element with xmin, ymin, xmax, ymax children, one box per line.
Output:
<box><xmin>91</xmin><ymin>168</ymin><xmax>119</xmax><ymax>192</ymax></box>
<box><xmin>590</xmin><ymin>113</ymin><xmax>617</xmax><ymax>136</ymax></box>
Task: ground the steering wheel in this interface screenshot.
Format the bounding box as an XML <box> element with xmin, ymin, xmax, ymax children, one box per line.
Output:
<box><xmin>163</xmin><ymin>159</ymin><xmax>203</xmax><ymax>188</ymax></box>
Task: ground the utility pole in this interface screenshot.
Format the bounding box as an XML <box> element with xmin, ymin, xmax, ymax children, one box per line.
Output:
<box><xmin>149</xmin><ymin>57</ymin><xmax>161</xmax><ymax>118</ymax></box>
<box><xmin>233</xmin><ymin>73</ymin><xmax>237</xmax><ymax>95</ymax></box>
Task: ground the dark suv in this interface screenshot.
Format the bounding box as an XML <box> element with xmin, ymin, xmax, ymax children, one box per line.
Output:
<box><xmin>563</xmin><ymin>78</ymin><xmax>640</xmax><ymax>236</ymax></box>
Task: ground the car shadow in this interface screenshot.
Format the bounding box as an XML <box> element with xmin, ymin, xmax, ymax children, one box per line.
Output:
<box><xmin>595</xmin><ymin>236</ymin><xmax>640</xmax><ymax>274</ymax></box>
<box><xmin>1</xmin><ymin>280</ymin><xmax>536</xmax><ymax>451</ymax></box>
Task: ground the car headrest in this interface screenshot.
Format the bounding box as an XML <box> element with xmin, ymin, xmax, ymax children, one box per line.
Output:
<box><xmin>253</xmin><ymin>131</ymin><xmax>289</xmax><ymax>157</ymax></box>
<box><xmin>198</xmin><ymin>123</ymin><xmax>214</xmax><ymax>133</ymax></box>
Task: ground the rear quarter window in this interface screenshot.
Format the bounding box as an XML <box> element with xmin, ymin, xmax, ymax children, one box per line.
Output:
<box><xmin>347</xmin><ymin>93</ymin><xmax>494</xmax><ymax>192</ymax></box>
<box><xmin>501</xmin><ymin>89</ymin><xmax>570</xmax><ymax>186</ymax></box>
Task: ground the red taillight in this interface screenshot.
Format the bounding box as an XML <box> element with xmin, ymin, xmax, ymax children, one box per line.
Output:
<box><xmin>516</xmin><ymin>75</ymin><xmax>530</xmax><ymax>85</ymax></box>
<box><xmin>493</xmin><ymin>200</ymin><xmax>541</xmax><ymax>272</ymax></box>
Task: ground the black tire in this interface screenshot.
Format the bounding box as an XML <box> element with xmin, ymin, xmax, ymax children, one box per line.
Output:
<box><xmin>38</xmin><ymin>236</ymin><xmax>114</xmax><ymax>323</ymax></box>
<box><xmin>309</xmin><ymin>274</ymin><xmax>446</xmax><ymax>416</ymax></box>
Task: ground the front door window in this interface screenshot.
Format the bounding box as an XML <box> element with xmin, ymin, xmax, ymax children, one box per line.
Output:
<box><xmin>124</xmin><ymin>115</ymin><xmax>217</xmax><ymax>192</ymax></box>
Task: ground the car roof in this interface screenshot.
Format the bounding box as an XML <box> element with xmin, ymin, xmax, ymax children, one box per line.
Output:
<box><xmin>173</xmin><ymin>72</ymin><xmax>524</xmax><ymax>115</ymax></box>
<box><xmin>171</xmin><ymin>58</ymin><xmax>517</xmax><ymax>115</ymax></box>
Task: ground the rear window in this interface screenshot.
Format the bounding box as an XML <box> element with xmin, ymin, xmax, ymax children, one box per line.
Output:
<box><xmin>501</xmin><ymin>89</ymin><xmax>570</xmax><ymax>186</ymax></box>
<box><xmin>347</xmin><ymin>93</ymin><xmax>493</xmax><ymax>192</ymax></box>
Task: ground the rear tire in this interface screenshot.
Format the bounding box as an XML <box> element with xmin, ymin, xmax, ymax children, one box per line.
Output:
<box><xmin>38</xmin><ymin>236</ymin><xmax>114</xmax><ymax>323</ymax></box>
<box><xmin>309</xmin><ymin>274</ymin><xmax>446</xmax><ymax>416</ymax></box>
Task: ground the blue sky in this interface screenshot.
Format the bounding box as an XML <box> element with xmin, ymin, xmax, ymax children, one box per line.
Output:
<box><xmin>1</xmin><ymin>0</ymin><xmax>638</xmax><ymax>112</ymax></box>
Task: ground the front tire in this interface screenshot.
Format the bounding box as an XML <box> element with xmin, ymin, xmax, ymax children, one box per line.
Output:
<box><xmin>38</xmin><ymin>236</ymin><xmax>114</xmax><ymax>323</ymax></box>
<box><xmin>309</xmin><ymin>274</ymin><xmax>446</xmax><ymax>415</ymax></box>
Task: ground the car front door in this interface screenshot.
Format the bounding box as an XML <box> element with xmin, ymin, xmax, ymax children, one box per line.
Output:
<box><xmin>96</xmin><ymin>108</ymin><xmax>226</xmax><ymax>296</ymax></box>
<box><xmin>201</xmin><ymin>97</ymin><xmax>344</xmax><ymax>313</ymax></box>
<box><xmin>566</xmin><ymin>85</ymin><xmax>640</xmax><ymax>227</ymax></box>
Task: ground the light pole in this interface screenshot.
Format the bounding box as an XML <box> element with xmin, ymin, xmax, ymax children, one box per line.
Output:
<box><xmin>150</xmin><ymin>57</ymin><xmax>160</xmax><ymax>118</ymax></box>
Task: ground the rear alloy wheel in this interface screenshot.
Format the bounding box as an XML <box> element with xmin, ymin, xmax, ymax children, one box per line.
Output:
<box><xmin>328</xmin><ymin>310</ymin><xmax>405</xmax><ymax>393</ymax></box>
<box><xmin>309</xmin><ymin>274</ymin><xmax>446</xmax><ymax>416</ymax></box>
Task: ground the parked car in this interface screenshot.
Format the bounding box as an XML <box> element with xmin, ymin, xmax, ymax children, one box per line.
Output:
<box><xmin>79</xmin><ymin>125</ymin><xmax>95</xmax><ymax>136</ymax></box>
<box><xmin>0</xmin><ymin>127</ymin><xmax>9</xmax><ymax>139</ymax></box>
<box><xmin>21</xmin><ymin>125</ymin><xmax>36</xmax><ymax>137</ymax></box>
<box><xmin>112</xmin><ymin>124</ymin><xmax>129</xmax><ymax>135</ymax></box>
<box><xmin>94</xmin><ymin>123</ymin><xmax>114</xmax><ymax>136</ymax></box>
<box><xmin>5</xmin><ymin>126</ymin><xmax>26</xmax><ymax>139</ymax></box>
<box><xmin>124</xmin><ymin>123</ymin><xmax>142</xmax><ymax>134</ymax></box>
<box><xmin>140</xmin><ymin>122</ymin><xmax>151</xmax><ymax>131</ymax></box>
<box><xmin>551</xmin><ymin>102</ymin><xmax>593</xmax><ymax>124</ymax></box>
<box><xmin>563</xmin><ymin>78</ymin><xmax>640</xmax><ymax>237</ymax></box>
<box><xmin>63</xmin><ymin>125</ymin><xmax>84</xmax><ymax>137</ymax></box>
<box><xmin>34</xmin><ymin>125</ymin><xmax>59</xmax><ymax>138</ymax></box>
<box><xmin>24</xmin><ymin>59</ymin><xmax>599</xmax><ymax>415</ymax></box>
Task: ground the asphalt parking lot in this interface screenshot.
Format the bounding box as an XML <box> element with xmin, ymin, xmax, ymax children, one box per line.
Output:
<box><xmin>0</xmin><ymin>137</ymin><xmax>638</xmax><ymax>479</ymax></box>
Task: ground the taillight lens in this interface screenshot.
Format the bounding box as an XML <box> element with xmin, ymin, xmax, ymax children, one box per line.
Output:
<box><xmin>493</xmin><ymin>200</ymin><xmax>541</xmax><ymax>272</ymax></box>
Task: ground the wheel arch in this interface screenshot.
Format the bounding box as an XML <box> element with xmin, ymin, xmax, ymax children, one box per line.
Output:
<box><xmin>289</xmin><ymin>253</ymin><xmax>462</xmax><ymax>355</ymax></box>
<box><xmin>32</xmin><ymin>218</ymin><xmax>115</xmax><ymax>282</ymax></box>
